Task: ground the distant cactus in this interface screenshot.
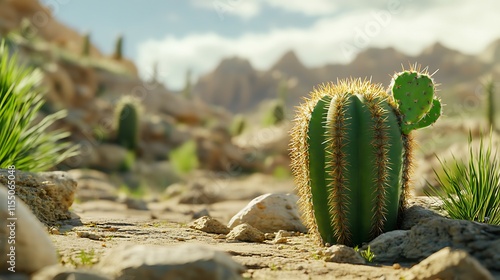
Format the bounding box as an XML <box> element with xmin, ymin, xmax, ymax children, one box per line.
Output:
<box><xmin>485</xmin><ymin>79</ymin><xmax>495</xmax><ymax>130</ymax></box>
<box><xmin>290</xmin><ymin>64</ymin><xmax>442</xmax><ymax>246</ymax></box>
<box><xmin>115</xmin><ymin>96</ymin><xmax>141</xmax><ymax>151</ymax></box>
<box><xmin>82</xmin><ymin>32</ymin><xmax>90</xmax><ymax>57</ymax></box>
<box><xmin>183</xmin><ymin>69</ymin><xmax>192</xmax><ymax>99</ymax></box>
<box><xmin>231</xmin><ymin>114</ymin><xmax>247</xmax><ymax>136</ymax></box>
<box><xmin>263</xmin><ymin>100</ymin><xmax>285</xmax><ymax>127</ymax></box>
<box><xmin>272</xmin><ymin>101</ymin><xmax>285</xmax><ymax>124</ymax></box>
<box><xmin>112</xmin><ymin>34</ymin><xmax>123</xmax><ymax>60</ymax></box>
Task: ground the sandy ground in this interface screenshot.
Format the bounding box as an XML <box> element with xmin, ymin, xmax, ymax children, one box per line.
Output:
<box><xmin>51</xmin><ymin>196</ymin><xmax>405</xmax><ymax>279</ymax></box>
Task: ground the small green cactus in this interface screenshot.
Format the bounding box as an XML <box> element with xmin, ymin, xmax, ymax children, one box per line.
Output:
<box><xmin>112</xmin><ymin>34</ymin><xmax>123</xmax><ymax>60</ymax></box>
<box><xmin>290</xmin><ymin>64</ymin><xmax>441</xmax><ymax>246</ymax></box>
<box><xmin>485</xmin><ymin>79</ymin><xmax>495</xmax><ymax>130</ymax></box>
<box><xmin>115</xmin><ymin>96</ymin><xmax>141</xmax><ymax>151</ymax></box>
<box><xmin>231</xmin><ymin>114</ymin><xmax>246</xmax><ymax>136</ymax></box>
<box><xmin>82</xmin><ymin>32</ymin><xmax>90</xmax><ymax>57</ymax></box>
<box><xmin>263</xmin><ymin>100</ymin><xmax>285</xmax><ymax>127</ymax></box>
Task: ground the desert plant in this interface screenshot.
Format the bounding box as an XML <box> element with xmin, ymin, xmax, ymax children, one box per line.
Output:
<box><xmin>115</xmin><ymin>96</ymin><xmax>141</xmax><ymax>151</ymax></box>
<box><xmin>230</xmin><ymin>114</ymin><xmax>246</xmax><ymax>136</ymax></box>
<box><xmin>112</xmin><ymin>34</ymin><xmax>123</xmax><ymax>60</ymax></box>
<box><xmin>0</xmin><ymin>41</ymin><xmax>78</xmax><ymax>171</ymax></box>
<box><xmin>426</xmin><ymin>133</ymin><xmax>500</xmax><ymax>225</ymax></box>
<box><xmin>169</xmin><ymin>140</ymin><xmax>199</xmax><ymax>174</ymax></box>
<box><xmin>263</xmin><ymin>100</ymin><xmax>285</xmax><ymax>127</ymax></box>
<box><xmin>290</xmin><ymin>64</ymin><xmax>442</xmax><ymax>246</ymax></box>
<box><xmin>81</xmin><ymin>32</ymin><xmax>90</xmax><ymax>57</ymax></box>
<box><xmin>485</xmin><ymin>79</ymin><xmax>495</xmax><ymax>130</ymax></box>
<box><xmin>354</xmin><ymin>246</ymin><xmax>375</xmax><ymax>263</ymax></box>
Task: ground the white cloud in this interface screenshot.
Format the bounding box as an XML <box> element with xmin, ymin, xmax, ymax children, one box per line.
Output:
<box><xmin>138</xmin><ymin>0</ymin><xmax>500</xmax><ymax>90</ymax></box>
<box><xmin>192</xmin><ymin>0</ymin><xmax>261</xmax><ymax>20</ymax></box>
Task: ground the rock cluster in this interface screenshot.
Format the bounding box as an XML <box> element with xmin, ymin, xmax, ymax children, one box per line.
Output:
<box><xmin>0</xmin><ymin>169</ymin><xmax>77</xmax><ymax>225</ymax></box>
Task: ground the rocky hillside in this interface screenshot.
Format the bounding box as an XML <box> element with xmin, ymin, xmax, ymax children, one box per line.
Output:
<box><xmin>195</xmin><ymin>41</ymin><xmax>500</xmax><ymax>114</ymax></box>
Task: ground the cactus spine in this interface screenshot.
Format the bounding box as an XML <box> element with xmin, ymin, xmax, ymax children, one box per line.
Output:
<box><xmin>115</xmin><ymin>96</ymin><xmax>141</xmax><ymax>151</ymax></box>
<box><xmin>290</xmin><ymin>65</ymin><xmax>441</xmax><ymax>246</ymax></box>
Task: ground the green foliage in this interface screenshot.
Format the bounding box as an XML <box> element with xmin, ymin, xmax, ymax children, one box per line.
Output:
<box><xmin>115</xmin><ymin>96</ymin><xmax>141</xmax><ymax>151</ymax></box>
<box><xmin>69</xmin><ymin>249</ymin><xmax>96</xmax><ymax>267</ymax></box>
<box><xmin>169</xmin><ymin>140</ymin><xmax>199</xmax><ymax>174</ymax></box>
<box><xmin>82</xmin><ymin>32</ymin><xmax>90</xmax><ymax>57</ymax></box>
<box><xmin>113</xmin><ymin>34</ymin><xmax>123</xmax><ymax>60</ymax></box>
<box><xmin>354</xmin><ymin>246</ymin><xmax>375</xmax><ymax>263</ymax></box>
<box><xmin>119</xmin><ymin>150</ymin><xmax>136</xmax><ymax>172</ymax></box>
<box><xmin>485</xmin><ymin>79</ymin><xmax>495</xmax><ymax>130</ymax></box>
<box><xmin>426</xmin><ymin>133</ymin><xmax>500</xmax><ymax>225</ymax></box>
<box><xmin>230</xmin><ymin>114</ymin><xmax>246</xmax><ymax>136</ymax></box>
<box><xmin>272</xmin><ymin>165</ymin><xmax>291</xmax><ymax>180</ymax></box>
<box><xmin>290</xmin><ymin>65</ymin><xmax>441</xmax><ymax>246</ymax></box>
<box><xmin>0</xmin><ymin>41</ymin><xmax>78</xmax><ymax>171</ymax></box>
<box><xmin>263</xmin><ymin>100</ymin><xmax>285</xmax><ymax>127</ymax></box>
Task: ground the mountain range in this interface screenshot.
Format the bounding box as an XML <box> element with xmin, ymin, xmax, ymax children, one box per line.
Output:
<box><xmin>194</xmin><ymin>40</ymin><xmax>500</xmax><ymax>114</ymax></box>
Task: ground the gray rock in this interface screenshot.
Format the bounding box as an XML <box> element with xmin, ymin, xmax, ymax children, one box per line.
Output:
<box><xmin>228</xmin><ymin>193</ymin><xmax>307</xmax><ymax>233</ymax></box>
<box><xmin>116</xmin><ymin>195</ymin><xmax>149</xmax><ymax>210</ymax></box>
<box><xmin>192</xmin><ymin>208</ymin><xmax>210</xmax><ymax>219</ymax></box>
<box><xmin>0</xmin><ymin>169</ymin><xmax>77</xmax><ymax>225</ymax></box>
<box><xmin>96</xmin><ymin>244</ymin><xmax>244</xmax><ymax>280</ymax></box>
<box><xmin>0</xmin><ymin>186</ymin><xmax>58</xmax><ymax>274</ymax></box>
<box><xmin>403</xmin><ymin>217</ymin><xmax>500</xmax><ymax>271</ymax></box>
<box><xmin>88</xmin><ymin>144</ymin><xmax>129</xmax><ymax>172</ymax></box>
<box><xmin>190</xmin><ymin>216</ymin><xmax>230</xmax><ymax>234</ymax></box>
<box><xmin>323</xmin><ymin>245</ymin><xmax>365</xmax><ymax>264</ymax></box>
<box><xmin>369</xmin><ymin>216</ymin><xmax>500</xmax><ymax>271</ymax></box>
<box><xmin>31</xmin><ymin>265</ymin><xmax>111</xmax><ymax>280</ymax></box>
<box><xmin>401</xmin><ymin>204</ymin><xmax>444</xmax><ymax>230</ymax></box>
<box><xmin>68</xmin><ymin>169</ymin><xmax>118</xmax><ymax>202</ymax></box>
<box><xmin>366</xmin><ymin>230</ymin><xmax>408</xmax><ymax>262</ymax></box>
<box><xmin>227</xmin><ymin>223</ymin><xmax>265</xmax><ymax>243</ymax></box>
<box><xmin>403</xmin><ymin>247</ymin><xmax>493</xmax><ymax>280</ymax></box>
<box><xmin>179</xmin><ymin>182</ymin><xmax>221</xmax><ymax>204</ymax></box>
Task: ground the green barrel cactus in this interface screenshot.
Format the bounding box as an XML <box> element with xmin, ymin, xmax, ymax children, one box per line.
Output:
<box><xmin>115</xmin><ymin>96</ymin><xmax>141</xmax><ymax>151</ymax></box>
<box><xmin>290</xmin><ymin>65</ymin><xmax>441</xmax><ymax>246</ymax></box>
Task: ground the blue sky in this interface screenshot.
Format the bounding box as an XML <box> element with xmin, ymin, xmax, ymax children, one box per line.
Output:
<box><xmin>43</xmin><ymin>0</ymin><xmax>500</xmax><ymax>89</ymax></box>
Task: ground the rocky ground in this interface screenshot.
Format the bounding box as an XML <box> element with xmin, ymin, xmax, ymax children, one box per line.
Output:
<box><xmin>1</xmin><ymin>169</ymin><xmax>500</xmax><ymax>279</ymax></box>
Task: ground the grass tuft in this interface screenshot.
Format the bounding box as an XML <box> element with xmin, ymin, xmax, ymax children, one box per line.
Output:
<box><xmin>0</xmin><ymin>40</ymin><xmax>78</xmax><ymax>171</ymax></box>
<box><xmin>426</xmin><ymin>132</ymin><xmax>500</xmax><ymax>225</ymax></box>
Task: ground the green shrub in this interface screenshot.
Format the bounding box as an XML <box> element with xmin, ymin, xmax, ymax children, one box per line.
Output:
<box><xmin>0</xmin><ymin>41</ymin><xmax>78</xmax><ymax>171</ymax></box>
<box><xmin>427</xmin><ymin>133</ymin><xmax>500</xmax><ymax>225</ymax></box>
<box><xmin>169</xmin><ymin>140</ymin><xmax>198</xmax><ymax>174</ymax></box>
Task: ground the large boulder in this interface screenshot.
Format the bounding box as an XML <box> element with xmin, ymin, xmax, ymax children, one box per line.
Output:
<box><xmin>0</xmin><ymin>169</ymin><xmax>77</xmax><ymax>225</ymax></box>
<box><xmin>228</xmin><ymin>193</ymin><xmax>307</xmax><ymax>233</ymax></box>
<box><xmin>0</xmin><ymin>186</ymin><xmax>58</xmax><ymax>274</ymax></box>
